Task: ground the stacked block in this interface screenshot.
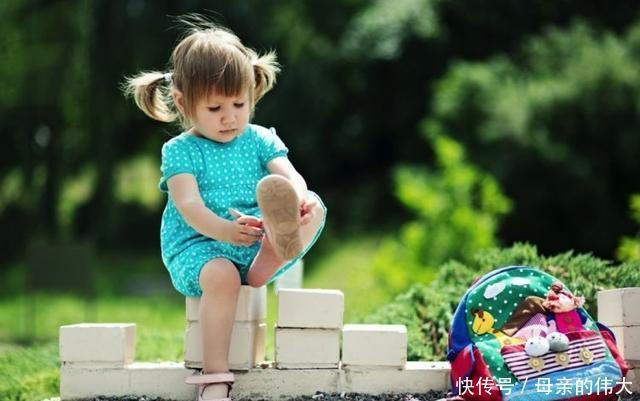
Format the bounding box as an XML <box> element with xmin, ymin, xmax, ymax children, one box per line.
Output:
<box><xmin>598</xmin><ymin>287</ymin><xmax>640</xmax><ymax>392</ymax></box>
<box><xmin>59</xmin><ymin>323</ymin><xmax>196</xmax><ymax>400</ymax></box>
<box><xmin>58</xmin><ymin>285</ymin><xmax>453</xmax><ymax>400</ymax></box>
<box><xmin>275</xmin><ymin>289</ymin><xmax>343</xmax><ymax>369</ymax></box>
<box><xmin>60</xmin><ymin>323</ymin><xmax>135</xmax><ymax>367</ymax></box>
<box><xmin>184</xmin><ymin>285</ymin><xmax>267</xmax><ymax>370</ymax></box>
<box><xmin>342</xmin><ymin>324</ymin><xmax>407</xmax><ymax>368</ymax></box>
<box><xmin>61</xmin><ymin>361</ymin><xmax>195</xmax><ymax>401</ymax></box>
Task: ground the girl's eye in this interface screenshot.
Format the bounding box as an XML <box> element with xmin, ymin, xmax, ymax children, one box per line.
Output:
<box><xmin>208</xmin><ymin>106</ymin><xmax>220</xmax><ymax>112</ymax></box>
<box><xmin>234</xmin><ymin>102</ymin><xmax>245</xmax><ymax>108</ymax></box>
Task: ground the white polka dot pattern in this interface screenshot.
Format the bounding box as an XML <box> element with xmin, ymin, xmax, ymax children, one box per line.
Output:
<box><xmin>158</xmin><ymin>124</ymin><xmax>312</xmax><ymax>296</ymax></box>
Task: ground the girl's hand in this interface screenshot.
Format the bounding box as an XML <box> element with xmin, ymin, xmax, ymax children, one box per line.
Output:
<box><xmin>225</xmin><ymin>209</ymin><xmax>264</xmax><ymax>246</ymax></box>
<box><xmin>299</xmin><ymin>198</ymin><xmax>317</xmax><ymax>226</ymax></box>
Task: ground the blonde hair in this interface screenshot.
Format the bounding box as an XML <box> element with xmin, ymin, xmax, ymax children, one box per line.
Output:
<box><xmin>123</xmin><ymin>16</ymin><xmax>280</xmax><ymax>129</ymax></box>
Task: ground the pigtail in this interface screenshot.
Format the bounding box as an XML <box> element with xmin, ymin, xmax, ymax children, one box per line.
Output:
<box><xmin>123</xmin><ymin>71</ymin><xmax>178</xmax><ymax>123</ymax></box>
<box><xmin>250</xmin><ymin>50</ymin><xmax>281</xmax><ymax>104</ymax></box>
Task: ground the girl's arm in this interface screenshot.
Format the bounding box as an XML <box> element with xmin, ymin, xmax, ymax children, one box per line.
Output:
<box><xmin>167</xmin><ymin>173</ymin><xmax>263</xmax><ymax>245</ymax></box>
<box><xmin>267</xmin><ymin>157</ymin><xmax>316</xmax><ymax>225</ymax></box>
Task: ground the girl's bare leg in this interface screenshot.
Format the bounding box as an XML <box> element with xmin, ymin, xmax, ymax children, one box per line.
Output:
<box><xmin>198</xmin><ymin>258</ymin><xmax>242</xmax><ymax>399</ymax></box>
<box><xmin>247</xmin><ymin>200</ymin><xmax>325</xmax><ymax>287</ymax></box>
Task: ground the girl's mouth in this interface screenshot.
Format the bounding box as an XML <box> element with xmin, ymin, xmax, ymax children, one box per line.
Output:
<box><xmin>220</xmin><ymin>128</ymin><xmax>237</xmax><ymax>134</ymax></box>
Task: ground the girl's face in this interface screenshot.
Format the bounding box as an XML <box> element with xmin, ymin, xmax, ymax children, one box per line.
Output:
<box><xmin>189</xmin><ymin>90</ymin><xmax>251</xmax><ymax>143</ymax></box>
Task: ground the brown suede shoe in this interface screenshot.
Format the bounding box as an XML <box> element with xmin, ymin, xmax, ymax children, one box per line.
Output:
<box><xmin>257</xmin><ymin>175</ymin><xmax>303</xmax><ymax>260</ymax></box>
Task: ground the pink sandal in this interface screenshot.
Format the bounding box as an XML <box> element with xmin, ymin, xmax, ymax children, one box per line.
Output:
<box><xmin>257</xmin><ymin>175</ymin><xmax>303</xmax><ymax>260</ymax></box>
<box><xmin>185</xmin><ymin>371</ymin><xmax>235</xmax><ymax>401</ymax></box>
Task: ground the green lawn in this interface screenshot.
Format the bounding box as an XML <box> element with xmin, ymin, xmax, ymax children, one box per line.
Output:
<box><xmin>0</xmin><ymin>235</ymin><xmax>391</xmax><ymax>400</ymax></box>
<box><xmin>304</xmin><ymin>236</ymin><xmax>394</xmax><ymax>322</ymax></box>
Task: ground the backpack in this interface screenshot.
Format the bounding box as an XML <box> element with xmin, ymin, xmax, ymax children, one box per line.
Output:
<box><xmin>446</xmin><ymin>266</ymin><xmax>629</xmax><ymax>401</ymax></box>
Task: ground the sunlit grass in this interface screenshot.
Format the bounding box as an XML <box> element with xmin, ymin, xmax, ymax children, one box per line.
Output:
<box><xmin>0</xmin><ymin>341</ymin><xmax>59</xmax><ymax>401</ymax></box>
<box><xmin>304</xmin><ymin>235</ymin><xmax>395</xmax><ymax>323</ymax></box>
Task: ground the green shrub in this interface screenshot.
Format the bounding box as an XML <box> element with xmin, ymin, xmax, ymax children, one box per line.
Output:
<box><xmin>617</xmin><ymin>194</ymin><xmax>640</xmax><ymax>262</ymax></box>
<box><xmin>365</xmin><ymin>243</ymin><xmax>640</xmax><ymax>361</ymax></box>
<box><xmin>372</xmin><ymin>133</ymin><xmax>511</xmax><ymax>295</ymax></box>
<box><xmin>0</xmin><ymin>342</ymin><xmax>59</xmax><ymax>401</ymax></box>
<box><xmin>427</xmin><ymin>20</ymin><xmax>640</xmax><ymax>257</ymax></box>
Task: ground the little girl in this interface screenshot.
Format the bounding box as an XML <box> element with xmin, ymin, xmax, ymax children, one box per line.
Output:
<box><xmin>124</xmin><ymin>18</ymin><xmax>326</xmax><ymax>401</ymax></box>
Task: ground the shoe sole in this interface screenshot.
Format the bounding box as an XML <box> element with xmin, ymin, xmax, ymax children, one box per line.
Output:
<box><xmin>257</xmin><ymin>175</ymin><xmax>302</xmax><ymax>260</ymax></box>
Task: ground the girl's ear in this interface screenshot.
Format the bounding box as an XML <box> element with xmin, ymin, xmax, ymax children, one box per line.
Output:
<box><xmin>173</xmin><ymin>91</ymin><xmax>186</xmax><ymax>114</ymax></box>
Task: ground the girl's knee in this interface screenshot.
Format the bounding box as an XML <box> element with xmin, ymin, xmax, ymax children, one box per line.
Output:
<box><xmin>199</xmin><ymin>259</ymin><xmax>241</xmax><ymax>293</ymax></box>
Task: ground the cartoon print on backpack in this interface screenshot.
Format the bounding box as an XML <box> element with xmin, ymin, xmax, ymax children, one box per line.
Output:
<box><xmin>447</xmin><ymin>267</ymin><xmax>627</xmax><ymax>401</ymax></box>
<box><xmin>501</xmin><ymin>280</ymin><xmax>610</xmax><ymax>381</ymax></box>
<box><xmin>471</xmin><ymin>308</ymin><xmax>525</xmax><ymax>347</ymax></box>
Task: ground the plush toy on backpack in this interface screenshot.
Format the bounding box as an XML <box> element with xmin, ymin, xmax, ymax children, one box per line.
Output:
<box><xmin>543</xmin><ymin>281</ymin><xmax>585</xmax><ymax>334</ymax></box>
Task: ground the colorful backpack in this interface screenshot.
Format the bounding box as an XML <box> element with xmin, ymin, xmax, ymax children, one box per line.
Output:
<box><xmin>446</xmin><ymin>266</ymin><xmax>629</xmax><ymax>401</ymax></box>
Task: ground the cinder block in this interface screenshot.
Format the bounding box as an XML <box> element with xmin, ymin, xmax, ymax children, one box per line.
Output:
<box><xmin>342</xmin><ymin>324</ymin><xmax>407</xmax><ymax>367</ymax></box>
<box><xmin>61</xmin><ymin>361</ymin><xmax>452</xmax><ymax>400</ymax></box>
<box><xmin>59</xmin><ymin>323</ymin><xmax>135</xmax><ymax>367</ymax></box>
<box><xmin>340</xmin><ymin>362</ymin><xmax>450</xmax><ymax>394</ymax></box>
<box><xmin>61</xmin><ymin>362</ymin><xmax>195</xmax><ymax>400</ymax></box>
<box><xmin>277</xmin><ymin>289</ymin><xmax>344</xmax><ymax>329</ymax></box>
<box><xmin>129</xmin><ymin>362</ymin><xmax>196</xmax><ymax>400</ymax></box>
<box><xmin>598</xmin><ymin>288</ymin><xmax>640</xmax><ymax>326</ymax></box>
<box><xmin>184</xmin><ymin>321</ymin><xmax>266</xmax><ymax>370</ymax></box>
<box><xmin>60</xmin><ymin>364</ymin><xmax>131</xmax><ymax>399</ymax></box>
<box><xmin>186</xmin><ymin>285</ymin><xmax>267</xmax><ymax>322</ymax></box>
<box><xmin>235</xmin><ymin>367</ymin><xmax>340</xmax><ymax>398</ymax></box>
<box><xmin>625</xmin><ymin>366</ymin><xmax>640</xmax><ymax>393</ymax></box>
<box><xmin>609</xmin><ymin>325</ymin><xmax>640</xmax><ymax>361</ymax></box>
<box><xmin>274</xmin><ymin>327</ymin><xmax>340</xmax><ymax>369</ymax></box>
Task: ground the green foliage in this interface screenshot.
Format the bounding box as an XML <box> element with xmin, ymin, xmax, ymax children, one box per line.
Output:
<box><xmin>341</xmin><ymin>0</ymin><xmax>441</xmax><ymax>59</ymax></box>
<box><xmin>372</xmin><ymin>133</ymin><xmax>511</xmax><ymax>294</ymax></box>
<box><xmin>2</xmin><ymin>1</ymin><xmax>640</xmax><ymax>264</ymax></box>
<box><xmin>0</xmin><ymin>342</ymin><xmax>59</xmax><ymax>401</ymax></box>
<box><xmin>616</xmin><ymin>194</ymin><xmax>640</xmax><ymax>262</ymax></box>
<box><xmin>428</xmin><ymin>20</ymin><xmax>640</xmax><ymax>256</ymax></box>
<box><xmin>304</xmin><ymin>235</ymin><xmax>395</xmax><ymax>322</ymax></box>
<box><xmin>366</xmin><ymin>243</ymin><xmax>640</xmax><ymax>361</ymax></box>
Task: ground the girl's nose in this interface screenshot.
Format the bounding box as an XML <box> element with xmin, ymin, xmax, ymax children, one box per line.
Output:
<box><xmin>222</xmin><ymin>111</ymin><xmax>236</xmax><ymax>124</ymax></box>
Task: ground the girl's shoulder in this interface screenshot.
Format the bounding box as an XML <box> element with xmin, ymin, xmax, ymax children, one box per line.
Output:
<box><xmin>162</xmin><ymin>131</ymin><xmax>190</xmax><ymax>147</ymax></box>
<box><xmin>247</xmin><ymin>123</ymin><xmax>278</xmax><ymax>140</ymax></box>
<box><xmin>162</xmin><ymin>131</ymin><xmax>198</xmax><ymax>149</ymax></box>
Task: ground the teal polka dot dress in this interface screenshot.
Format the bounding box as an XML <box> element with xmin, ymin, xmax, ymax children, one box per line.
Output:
<box><xmin>158</xmin><ymin>124</ymin><xmax>326</xmax><ymax>296</ymax></box>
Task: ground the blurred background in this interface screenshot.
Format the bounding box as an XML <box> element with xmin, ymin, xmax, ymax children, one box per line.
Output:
<box><xmin>2</xmin><ymin>1</ymin><xmax>640</xmax><ymax>399</ymax></box>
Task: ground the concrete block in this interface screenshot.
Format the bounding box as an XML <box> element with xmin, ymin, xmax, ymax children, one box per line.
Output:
<box><xmin>609</xmin><ymin>325</ymin><xmax>640</xmax><ymax>361</ymax></box>
<box><xmin>235</xmin><ymin>366</ymin><xmax>340</xmax><ymax>399</ymax></box>
<box><xmin>342</xmin><ymin>324</ymin><xmax>407</xmax><ymax>367</ymax></box>
<box><xmin>340</xmin><ymin>362</ymin><xmax>450</xmax><ymax>394</ymax></box>
<box><xmin>186</xmin><ymin>285</ymin><xmax>267</xmax><ymax>322</ymax></box>
<box><xmin>61</xmin><ymin>362</ymin><xmax>195</xmax><ymax>401</ymax></box>
<box><xmin>184</xmin><ymin>321</ymin><xmax>266</xmax><ymax>370</ymax></box>
<box><xmin>275</xmin><ymin>327</ymin><xmax>340</xmax><ymax>369</ymax></box>
<box><xmin>129</xmin><ymin>362</ymin><xmax>196</xmax><ymax>400</ymax></box>
<box><xmin>625</xmin><ymin>366</ymin><xmax>640</xmax><ymax>393</ymax></box>
<box><xmin>60</xmin><ymin>361</ymin><xmax>453</xmax><ymax>400</ymax></box>
<box><xmin>598</xmin><ymin>288</ymin><xmax>640</xmax><ymax>326</ymax></box>
<box><xmin>277</xmin><ymin>289</ymin><xmax>344</xmax><ymax>329</ymax></box>
<box><xmin>59</xmin><ymin>323</ymin><xmax>135</xmax><ymax>367</ymax></box>
<box><xmin>60</xmin><ymin>364</ymin><xmax>131</xmax><ymax>400</ymax></box>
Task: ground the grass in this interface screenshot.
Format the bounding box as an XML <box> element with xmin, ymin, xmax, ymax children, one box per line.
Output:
<box><xmin>304</xmin><ymin>236</ymin><xmax>394</xmax><ymax>322</ymax></box>
<box><xmin>0</xmin><ymin>234</ymin><xmax>393</xmax><ymax>400</ymax></box>
<box><xmin>1</xmin><ymin>342</ymin><xmax>59</xmax><ymax>401</ymax></box>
